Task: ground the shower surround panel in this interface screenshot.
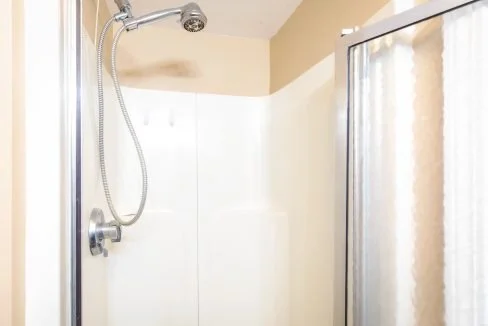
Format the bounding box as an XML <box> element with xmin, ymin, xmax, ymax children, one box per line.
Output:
<box><xmin>103</xmin><ymin>87</ymin><xmax>290</xmax><ymax>326</ymax></box>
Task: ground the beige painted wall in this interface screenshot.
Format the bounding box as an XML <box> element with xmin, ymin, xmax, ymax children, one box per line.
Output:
<box><xmin>270</xmin><ymin>0</ymin><xmax>389</xmax><ymax>93</ymax></box>
<box><xmin>83</xmin><ymin>0</ymin><xmax>113</xmax><ymax>67</ymax></box>
<box><xmin>116</xmin><ymin>27</ymin><xmax>270</xmax><ymax>97</ymax></box>
<box><xmin>83</xmin><ymin>0</ymin><xmax>112</xmax><ymax>43</ymax></box>
<box><xmin>0</xmin><ymin>0</ymin><xmax>13</xmax><ymax>324</ymax></box>
<box><xmin>0</xmin><ymin>1</ymin><xmax>24</xmax><ymax>325</ymax></box>
<box><xmin>12</xmin><ymin>0</ymin><xmax>25</xmax><ymax>324</ymax></box>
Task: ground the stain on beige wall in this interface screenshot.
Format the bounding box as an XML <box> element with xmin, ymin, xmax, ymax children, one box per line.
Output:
<box><xmin>116</xmin><ymin>27</ymin><xmax>270</xmax><ymax>97</ymax></box>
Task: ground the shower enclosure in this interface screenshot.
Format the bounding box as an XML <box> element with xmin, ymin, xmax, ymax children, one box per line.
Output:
<box><xmin>59</xmin><ymin>0</ymin><xmax>488</xmax><ymax>325</ymax></box>
<box><xmin>74</xmin><ymin>0</ymin><xmax>333</xmax><ymax>325</ymax></box>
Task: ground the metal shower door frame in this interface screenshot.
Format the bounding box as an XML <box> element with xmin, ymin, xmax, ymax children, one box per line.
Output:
<box><xmin>62</xmin><ymin>0</ymin><xmax>82</xmax><ymax>325</ymax></box>
<box><xmin>333</xmin><ymin>0</ymin><xmax>480</xmax><ymax>324</ymax></box>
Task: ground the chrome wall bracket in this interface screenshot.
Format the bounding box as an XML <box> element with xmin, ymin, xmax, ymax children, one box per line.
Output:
<box><xmin>114</xmin><ymin>0</ymin><xmax>133</xmax><ymax>22</ymax></box>
<box><xmin>89</xmin><ymin>208</ymin><xmax>122</xmax><ymax>257</ymax></box>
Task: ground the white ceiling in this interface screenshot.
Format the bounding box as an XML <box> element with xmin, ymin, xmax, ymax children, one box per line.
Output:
<box><xmin>104</xmin><ymin>0</ymin><xmax>304</xmax><ymax>39</ymax></box>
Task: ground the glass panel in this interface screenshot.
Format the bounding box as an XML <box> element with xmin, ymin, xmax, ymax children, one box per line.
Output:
<box><xmin>349</xmin><ymin>1</ymin><xmax>488</xmax><ymax>325</ymax></box>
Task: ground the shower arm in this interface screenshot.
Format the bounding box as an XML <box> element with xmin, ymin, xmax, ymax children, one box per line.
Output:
<box><xmin>124</xmin><ymin>8</ymin><xmax>183</xmax><ymax>31</ymax></box>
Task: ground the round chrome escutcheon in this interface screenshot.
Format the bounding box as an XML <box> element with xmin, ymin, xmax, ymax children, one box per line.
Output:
<box><xmin>88</xmin><ymin>208</ymin><xmax>106</xmax><ymax>256</ymax></box>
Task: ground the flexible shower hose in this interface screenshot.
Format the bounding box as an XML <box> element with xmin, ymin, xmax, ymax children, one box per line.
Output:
<box><xmin>97</xmin><ymin>17</ymin><xmax>148</xmax><ymax>226</ymax></box>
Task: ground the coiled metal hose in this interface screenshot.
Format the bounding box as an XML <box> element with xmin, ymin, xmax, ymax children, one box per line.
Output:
<box><xmin>97</xmin><ymin>18</ymin><xmax>148</xmax><ymax>226</ymax></box>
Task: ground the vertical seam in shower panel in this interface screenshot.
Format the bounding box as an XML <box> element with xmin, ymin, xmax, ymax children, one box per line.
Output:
<box><xmin>194</xmin><ymin>92</ymin><xmax>200</xmax><ymax>326</ymax></box>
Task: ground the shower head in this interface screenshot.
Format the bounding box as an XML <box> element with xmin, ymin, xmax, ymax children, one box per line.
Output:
<box><xmin>122</xmin><ymin>2</ymin><xmax>207</xmax><ymax>32</ymax></box>
<box><xmin>180</xmin><ymin>3</ymin><xmax>207</xmax><ymax>32</ymax></box>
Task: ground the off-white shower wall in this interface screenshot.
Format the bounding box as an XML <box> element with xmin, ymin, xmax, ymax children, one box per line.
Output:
<box><xmin>82</xmin><ymin>29</ymin><xmax>335</xmax><ymax>326</ymax></box>
<box><xmin>267</xmin><ymin>65</ymin><xmax>336</xmax><ymax>326</ymax></box>
<box><xmin>106</xmin><ymin>88</ymin><xmax>291</xmax><ymax>326</ymax></box>
<box><xmin>100</xmin><ymin>79</ymin><xmax>334</xmax><ymax>326</ymax></box>
<box><xmin>81</xmin><ymin>29</ymin><xmax>119</xmax><ymax>326</ymax></box>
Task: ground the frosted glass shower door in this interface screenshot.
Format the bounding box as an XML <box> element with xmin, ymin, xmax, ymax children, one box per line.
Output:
<box><xmin>336</xmin><ymin>1</ymin><xmax>488</xmax><ymax>325</ymax></box>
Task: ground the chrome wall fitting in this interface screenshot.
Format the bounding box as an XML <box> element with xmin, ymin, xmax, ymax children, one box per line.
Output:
<box><xmin>89</xmin><ymin>208</ymin><xmax>122</xmax><ymax>257</ymax></box>
<box><xmin>114</xmin><ymin>0</ymin><xmax>133</xmax><ymax>15</ymax></box>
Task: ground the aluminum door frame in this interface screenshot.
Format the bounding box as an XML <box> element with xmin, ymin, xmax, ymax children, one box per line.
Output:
<box><xmin>62</xmin><ymin>0</ymin><xmax>82</xmax><ymax>325</ymax></box>
<box><xmin>333</xmin><ymin>0</ymin><xmax>480</xmax><ymax>324</ymax></box>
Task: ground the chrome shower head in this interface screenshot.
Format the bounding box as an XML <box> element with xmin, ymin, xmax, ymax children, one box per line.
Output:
<box><xmin>181</xmin><ymin>3</ymin><xmax>207</xmax><ymax>32</ymax></box>
<box><xmin>121</xmin><ymin>2</ymin><xmax>207</xmax><ymax>32</ymax></box>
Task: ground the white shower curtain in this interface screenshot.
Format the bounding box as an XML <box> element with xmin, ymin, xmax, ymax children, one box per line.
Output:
<box><xmin>443</xmin><ymin>2</ymin><xmax>488</xmax><ymax>325</ymax></box>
